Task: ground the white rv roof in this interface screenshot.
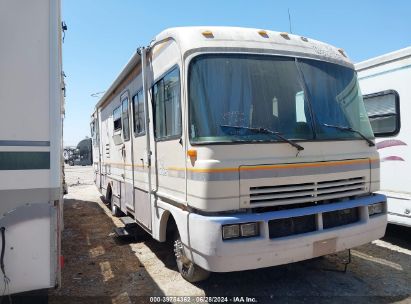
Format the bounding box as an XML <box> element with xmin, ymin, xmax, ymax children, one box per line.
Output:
<box><xmin>154</xmin><ymin>26</ymin><xmax>351</xmax><ymax>63</ymax></box>
<box><xmin>355</xmin><ymin>46</ymin><xmax>411</xmax><ymax>71</ymax></box>
<box><xmin>96</xmin><ymin>26</ymin><xmax>352</xmax><ymax>109</ymax></box>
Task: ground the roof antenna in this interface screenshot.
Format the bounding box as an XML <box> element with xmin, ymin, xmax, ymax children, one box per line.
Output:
<box><xmin>288</xmin><ymin>8</ymin><xmax>293</xmax><ymax>34</ymax></box>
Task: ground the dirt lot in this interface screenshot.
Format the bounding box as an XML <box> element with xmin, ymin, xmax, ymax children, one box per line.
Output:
<box><xmin>49</xmin><ymin>166</ymin><xmax>411</xmax><ymax>303</ymax></box>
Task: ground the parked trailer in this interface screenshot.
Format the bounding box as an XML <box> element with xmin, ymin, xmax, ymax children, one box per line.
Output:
<box><xmin>92</xmin><ymin>27</ymin><xmax>387</xmax><ymax>282</ymax></box>
<box><xmin>0</xmin><ymin>0</ymin><xmax>63</xmax><ymax>295</ymax></box>
<box><xmin>356</xmin><ymin>47</ymin><xmax>411</xmax><ymax>227</ymax></box>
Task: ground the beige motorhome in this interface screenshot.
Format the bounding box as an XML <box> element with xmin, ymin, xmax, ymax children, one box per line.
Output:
<box><xmin>92</xmin><ymin>27</ymin><xmax>387</xmax><ymax>282</ymax></box>
<box><xmin>0</xmin><ymin>0</ymin><xmax>64</xmax><ymax>295</ymax></box>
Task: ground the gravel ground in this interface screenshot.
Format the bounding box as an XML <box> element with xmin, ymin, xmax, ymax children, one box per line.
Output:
<box><xmin>49</xmin><ymin>165</ymin><xmax>411</xmax><ymax>304</ymax></box>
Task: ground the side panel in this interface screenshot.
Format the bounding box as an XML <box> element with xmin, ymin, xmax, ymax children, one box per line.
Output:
<box><xmin>91</xmin><ymin>111</ymin><xmax>102</xmax><ymax>189</ymax></box>
<box><xmin>99</xmin><ymin>65</ymin><xmax>140</xmax><ymax>214</ymax></box>
<box><xmin>0</xmin><ymin>0</ymin><xmax>63</xmax><ymax>295</ymax></box>
<box><xmin>150</xmin><ymin>41</ymin><xmax>187</xmax><ymax>208</ymax></box>
<box><xmin>100</xmin><ymin>99</ymin><xmax>123</xmax><ymax>203</ymax></box>
<box><xmin>98</xmin><ymin>40</ymin><xmax>186</xmax><ymax>233</ymax></box>
<box><xmin>0</xmin><ymin>203</ymin><xmax>56</xmax><ymax>294</ymax></box>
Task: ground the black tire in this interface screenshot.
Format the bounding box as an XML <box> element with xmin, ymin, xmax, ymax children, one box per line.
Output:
<box><xmin>173</xmin><ymin>231</ymin><xmax>210</xmax><ymax>282</ymax></box>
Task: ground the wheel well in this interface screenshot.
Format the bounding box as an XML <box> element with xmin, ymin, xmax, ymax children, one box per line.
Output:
<box><xmin>165</xmin><ymin>214</ymin><xmax>178</xmax><ymax>243</ymax></box>
<box><xmin>106</xmin><ymin>183</ymin><xmax>112</xmax><ymax>203</ymax></box>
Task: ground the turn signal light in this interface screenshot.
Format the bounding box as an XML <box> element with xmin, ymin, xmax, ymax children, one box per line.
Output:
<box><xmin>368</xmin><ymin>202</ymin><xmax>385</xmax><ymax>216</ymax></box>
<box><xmin>187</xmin><ymin>149</ymin><xmax>197</xmax><ymax>158</ymax></box>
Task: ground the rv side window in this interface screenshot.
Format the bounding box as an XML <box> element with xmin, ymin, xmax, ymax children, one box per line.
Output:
<box><xmin>153</xmin><ymin>67</ymin><xmax>181</xmax><ymax>140</ymax></box>
<box><xmin>90</xmin><ymin>119</ymin><xmax>99</xmax><ymax>146</ymax></box>
<box><xmin>122</xmin><ymin>97</ymin><xmax>130</xmax><ymax>141</ymax></box>
<box><xmin>113</xmin><ymin>106</ymin><xmax>122</xmax><ymax>131</ymax></box>
<box><xmin>95</xmin><ymin>117</ymin><xmax>100</xmax><ymax>145</ymax></box>
<box><xmin>363</xmin><ymin>90</ymin><xmax>400</xmax><ymax>137</ymax></box>
<box><xmin>90</xmin><ymin>121</ymin><xmax>95</xmax><ymax>139</ymax></box>
<box><xmin>132</xmin><ymin>90</ymin><xmax>145</xmax><ymax>136</ymax></box>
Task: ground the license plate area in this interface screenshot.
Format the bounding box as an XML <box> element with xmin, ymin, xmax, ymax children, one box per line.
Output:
<box><xmin>313</xmin><ymin>237</ymin><xmax>337</xmax><ymax>257</ymax></box>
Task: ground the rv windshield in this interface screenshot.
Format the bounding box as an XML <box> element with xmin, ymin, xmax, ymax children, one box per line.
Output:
<box><xmin>188</xmin><ymin>54</ymin><xmax>374</xmax><ymax>144</ymax></box>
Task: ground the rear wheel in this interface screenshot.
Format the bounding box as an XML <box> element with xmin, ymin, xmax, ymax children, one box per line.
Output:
<box><xmin>173</xmin><ymin>231</ymin><xmax>210</xmax><ymax>282</ymax></box>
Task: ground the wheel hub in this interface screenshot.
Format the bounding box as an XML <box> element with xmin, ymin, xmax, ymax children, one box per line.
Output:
<box><xmin>174</xmin><ymin>239</ymin><xmax>191</xmax><ymax>266</ymax></box>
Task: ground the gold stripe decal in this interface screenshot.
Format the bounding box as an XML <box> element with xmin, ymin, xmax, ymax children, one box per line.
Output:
<box><xmin>101</xmin><ymin>158</ymin><xmax>378</xmax><ymax>173</ymax></box>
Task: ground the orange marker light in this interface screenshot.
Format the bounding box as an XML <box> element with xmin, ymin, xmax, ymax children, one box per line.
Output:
<box><xmin>202</xmin><ymin>30</ymin><xmax>214</xmax><ymax>38</ymax></box>
<box><xmin>280</xmin><ymin>32</ymin><xmax>290</xmax><ymax>40</ymax></box>
<box><xmin>258</xmin><ymin>30</ymin><xmax>269</xmax><ymax>38</ymax></box>
<box><xmin>187</xmin><ymin>149</ymin><xmax>197</xmax><ymax>158</ymax></box>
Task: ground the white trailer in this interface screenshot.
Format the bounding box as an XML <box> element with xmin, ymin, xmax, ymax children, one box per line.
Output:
<box><xmin>356</xmin><ymin>47</ymin><xmax>411</xmax><ymax>227</ymax></box>
<box><xmin>0</xmin><ymin>0</ymin><xmax>63</xmax><ymax>295</ymax></box>
<box><xmin>92</xmin><ymin>27</ymin><xmax>387</xmax><ymax>282</ymax></box>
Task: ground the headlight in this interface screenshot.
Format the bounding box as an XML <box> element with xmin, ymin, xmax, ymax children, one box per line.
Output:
<box><xmin>240</xmin><ymin>222</ymin><xmax>259</xmax><ymax>237</ymax></box>
<box><xmin>222</xmin><ymin>222</ymin><xmax>259</xmax><ymax>240</ymax></box>
<box><xmin>368</xmin><ymin>202</ymin><xmax>385</xmax><ymax>216</ymax></box>
<box><xmin>222</xmin><ymin>225</ymin><xmax>240</xmax><ymax>239</ymax></box>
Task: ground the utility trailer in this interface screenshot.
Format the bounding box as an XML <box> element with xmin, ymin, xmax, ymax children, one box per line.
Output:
<box><xmin>356</xmin><ymin>47</ymin><xmax>411</xmax><ymax>227</ymax></box>
<box><xmin>92</xmin><ymin>27</ymin><xmax>387</xmax><ymax>282</ymax></box>
<box><xmin>0</xmin><ymin>0</ymin><xmax>64</xmax><ymax>295</ymax></box>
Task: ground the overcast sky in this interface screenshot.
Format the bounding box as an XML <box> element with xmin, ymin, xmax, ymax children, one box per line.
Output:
<box><xmin>62</xmin><ymin>0</ymin><xmax>411</xmax><ymax>146</ymax></box>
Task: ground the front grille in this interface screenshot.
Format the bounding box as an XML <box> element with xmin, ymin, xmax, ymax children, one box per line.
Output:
<box><xmin>249</xmin><ymin>177</ymin><xmax>365</xmax><ymax>206</ymax></box>
<box><xmin>268</xmin><ymin>214</ymin><xmax>316</xmax><ymax>238</ymax></box>
<box><xmin>323</xmin><ymin>207</ymin><xmax>359</xmax><ymax>229</ymax></box>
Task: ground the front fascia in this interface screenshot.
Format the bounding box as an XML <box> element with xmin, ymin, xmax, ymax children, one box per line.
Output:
<box><xmin>185</xmin><ymin>141</ymin><xmax>379</xmax><ymax>212</ymax></box>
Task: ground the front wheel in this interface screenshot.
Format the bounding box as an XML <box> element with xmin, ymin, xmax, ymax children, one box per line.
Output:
<box><xmin>173</xmin><ymin>232</ymin><xmax>210</xmax><ymax>282</ymax></box>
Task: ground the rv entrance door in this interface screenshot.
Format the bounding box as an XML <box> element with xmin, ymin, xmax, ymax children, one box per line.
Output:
<box><xmin>120</xmin><ymin>92</ymin><xmax>134</xmax><ymax>212</ymax></box>
<box><xmin>132</xmin><ymin>90</ymin><xmax>152</xmax><ymax>229</ymax></box>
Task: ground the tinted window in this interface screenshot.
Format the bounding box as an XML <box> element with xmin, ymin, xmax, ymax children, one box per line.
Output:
<box><xmin>90</xmin><ymin>121</ymin><xmax>95</xmax><ymax>139</ymax></box>
<box><xmin>113</xmin><ymin>106</ymin><xmax>122</xmax><ymax>131</ymax></box>
<box><xmin>91</xmin><ymin>119</ymin><xmax>99</xmax><ymax>146</ymax></box>
<box><xmin>133</xmin><ymin>91</ymin><xmax>145</xmax><ymax>136</ymax></box>
<box><xmin>153</xmin><ymin>68</ymin><xmax>181</xmax><ymax>139</ymax></box>
<box><xmin>363</xmin><ymin>90</ymin><xmax>400</xmax><ymax>136</ymax></box>
<box><xmin>122</xmin><ymin>98</ymin><xmax>130</xmax><ymax>141</ymax></box>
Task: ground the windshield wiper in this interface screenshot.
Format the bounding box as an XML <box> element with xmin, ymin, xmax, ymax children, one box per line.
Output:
<box><xmin>220</xmin><ymin>125</ymin><xmax>304</xmax><ymax>152</ymax></box>
<box><xmin>322</xmin><ymin>123</ymin><xmax>375</xmax><ymax>147</ymax></box>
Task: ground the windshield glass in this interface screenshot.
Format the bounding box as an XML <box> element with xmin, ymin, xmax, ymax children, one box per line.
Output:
<box><xmin>298</xmin><ymin>58</ymin><xmax>374</xmax><ymax>140</ymax></box>
<box><xmin>188</xmin><ymin>54</ymin><xmax>374</xmax><ymax>144</ymax></box>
